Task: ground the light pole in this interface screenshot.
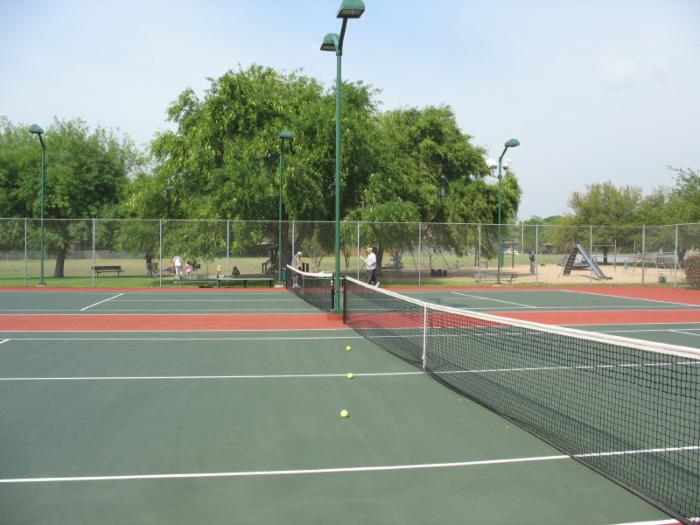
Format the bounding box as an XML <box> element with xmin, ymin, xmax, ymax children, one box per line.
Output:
<box><xmin>497</xmin><ymin>138</ymin><xmax>520</xmax><ymax>284</ymax></box>
<box><xmin>321</xmin><ymin>0</ymin><xmax>365</xmax><ymax>313</ymax></box>
<box><xmin>278</xmin><ymin>130</ymin><xmax>293</xmax><ymax>283</ymax></box>
<box><xmin>28</xmin><ymin>124</ymin><xmax>46</xmax><ymax>286</ymax></box>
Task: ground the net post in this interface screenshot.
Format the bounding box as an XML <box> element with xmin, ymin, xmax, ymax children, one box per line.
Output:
<box><xmin>421</xmin><ymin>304</ymin><xmax>427</xmax><ymax>371</ymax></box>
<box><xmin>331</xmin><ymin>273</ymin><xmax>335</xmax><ymax>310</ymax></box>
<box><xmin>24</xmin><ymin>217</ymin><xmax>28</xmax><ymax>287</ymax></box>
<box><xmin>342</xmin><ymin>276</ymin><xmax>347</xmax><ymax>323</ymax></box>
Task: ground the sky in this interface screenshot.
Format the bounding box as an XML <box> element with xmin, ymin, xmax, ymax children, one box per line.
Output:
<box><xmin>1</xmin><ymin>0</ymin><xmax>698</xmax><ymax>219</ymax></box>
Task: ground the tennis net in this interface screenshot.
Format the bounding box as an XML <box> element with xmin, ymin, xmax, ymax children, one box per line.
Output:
<box><xmin>286</xmin><ymin>265</ymin><xmax>335</xmax><ymax>312</ymax></box>
<box><xmin>342</xmin><ymin>276</ymin><xmax>699</xmax><ymax>524</ymax></box>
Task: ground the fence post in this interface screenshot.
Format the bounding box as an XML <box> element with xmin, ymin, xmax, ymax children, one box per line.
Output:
<box><xmin>589</xmin><ymin>225</ymin><xmax>593</xmax><ymax>284</ymax></box>
<box><xmin>356</xmin><ymin>221</ymin><xmax>360</xmax><ymax>280</ymax></box>
<box><xmin>535</xmin><ymin>224</ymin><xmax>539</xmax><ymax>283</ymax></box>
<box><xmin>418</xmin><ymin>222</ymin><xmax>422</xmax><ymax>287</ymax></box>
<box><xmin>477</xmin><ymin>224</ymin><xmax>482</xmax><ymax>282</ymax></box>
<box><xmin>24</xmin><ymin>218</ymin><xmax>28</xmax><ymax>287</ymax></box>
<box><xmin>226</xmin><ymin>220</ymin><xmax>230</xmax><ymax>275</ymax></box>
<box><xmin>674</xmin><ymin>224</ymin><xmax>678</xmax><ymax>288</ymax></box>
<box><xmin>159</xmin><ymin>219</ymin><xmax>163</xmax><ymax>288</ymax></box>
<box><xmin>641</xmin><ymin>224</ymin><xmax>646</xmax><ymax>285</ymax></box>
<box><xmin>291</xmin><ymin>221</ymin><xmax>296</xmax><ymax>267</ymax></box>
<box><xmin>92</xmin><ymin>218</ymin><xmax>96</xmax><ymax>288</ymax></box>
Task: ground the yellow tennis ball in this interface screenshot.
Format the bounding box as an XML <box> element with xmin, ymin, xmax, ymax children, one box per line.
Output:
<box><xmin>345</xmin><ymin>345</ymin><xmax>352</xmax><ymax>352</ymax></box>
<box><xmin>340</xmin><ymin>409</ymin><xmax>349</xmax><ymax>419</ymax></box>
<box><xmin>346</xmin><ymin>372</ymin><xmax>354</xmax><ymax>379</ymax></box>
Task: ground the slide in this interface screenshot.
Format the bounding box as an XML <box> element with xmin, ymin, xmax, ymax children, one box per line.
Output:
<box><xmin>576</xmin><ymin>244</ymin><xmax>612</xmax><ymax>280</ymax></box>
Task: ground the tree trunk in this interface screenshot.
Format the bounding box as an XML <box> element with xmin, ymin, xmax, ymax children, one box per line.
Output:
<box><xmin>602</xmin><ymin>246</ymin><xmax>609</xmax><ymax>265</ymax></box>
<box><xmin>53</xmin><ymin>248</ymin><xmax>66</xmax><ymax>278</ymax></box>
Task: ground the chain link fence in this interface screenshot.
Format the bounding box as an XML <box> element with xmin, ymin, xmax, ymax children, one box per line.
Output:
<box><xmin>1</xmin><ymin>218</ymin><xmax>698</xmax><ymax>287</ymax></box>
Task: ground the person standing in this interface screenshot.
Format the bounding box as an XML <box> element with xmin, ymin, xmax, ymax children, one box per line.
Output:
<box><xmin>361</xmin><ymin>247</ymin><xmax>378</xmax><ymax>286</ymax></box>
<box><xmin>173</xmin><ymin>254</ymin><xmax>183</xmax><ymax>278</ymax></box>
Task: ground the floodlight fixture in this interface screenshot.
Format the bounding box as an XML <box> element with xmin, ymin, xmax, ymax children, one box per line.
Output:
<box><xmin>337</xmin><ymin>0</ymin><xmax>365</xmax><ymax>18</ymax></box>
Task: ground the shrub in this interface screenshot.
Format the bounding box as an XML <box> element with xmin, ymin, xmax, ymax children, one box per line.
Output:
<box><xmin>684</xmin><ymin>255</ymin><xmax>700</xmax><ymax>289</ymax></box>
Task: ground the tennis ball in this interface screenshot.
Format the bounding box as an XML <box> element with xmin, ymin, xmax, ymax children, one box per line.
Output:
<box><xmin>346</xmin><ymin>372</ymin><xmax>354</xmax><ymax>379</ymax></box>
<box><xmin>345</xmin><ymin>345</ymin><xmax>352</xmax><ymax>352</ymax></box>
<box><xmin>340</xmin><ymin>409</ymin><xmax>349</xmax><ymax>419</ymax></box>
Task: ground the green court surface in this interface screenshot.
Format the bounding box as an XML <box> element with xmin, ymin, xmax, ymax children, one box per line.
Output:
<box><xmin>0</xmin><ymin>330</ymin><xmax>675</xmax><ymax>525</ymax></box>
<box><xmin>0</xmin><ymin>291</ymin><xmax>317</xmax><ymax>314</ymax></box>
<box><xmin>0</xmin><ymin>288</ymin><xmax>698</xmax><ymax>523</ymax></box>
<box><xmin>404</xmin><ymin>288</ymin><xmax>700</xmax><ymax>311</ymax></box>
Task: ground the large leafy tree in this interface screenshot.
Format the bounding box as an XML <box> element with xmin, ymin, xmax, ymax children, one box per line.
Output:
<box><xmin>125</xmin><ymin>66</ymin><xmax>380</xmax><ymax>263</ymax></box>
<box><xmin>352</xmin><ymin>106</ymin><xmax>518</xmax><ymax>263</ymax></box>
<box><xmin>0</xmin><ymin>117</ymin><xmax>141</xmax><ymax>277</ymax></box>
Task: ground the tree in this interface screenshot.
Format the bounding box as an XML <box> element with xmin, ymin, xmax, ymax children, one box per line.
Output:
<box><xmin>564</xmin><ymin>182</ymin><xmax>643</xmax><ymax>263</ymax></box>
<box><xmin>0</xmin><ymin>117</ymin><xmax>141</xmax><ymax>277</ymax></box>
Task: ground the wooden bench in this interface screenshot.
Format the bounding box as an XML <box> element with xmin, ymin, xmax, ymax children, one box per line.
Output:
<box><xmin>92</xmin><ymin>265</ymin><xmax>123</xmax><ymax>276</ymax></box>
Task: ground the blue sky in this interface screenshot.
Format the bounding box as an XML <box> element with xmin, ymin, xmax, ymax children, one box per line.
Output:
<box><xmin>1</xmin><ymin>0</ymin><xmax>698</xmax><ymax>219</ymax></box>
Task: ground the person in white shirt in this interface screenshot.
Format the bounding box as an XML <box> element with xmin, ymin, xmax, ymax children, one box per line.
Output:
<box><xmin>173</xmin><ymin>255</ymin><xmax>183</xmax><ymax>278</ymax></box>
<box><xmin>361</xmin><ymin>247</ymin><xmax>378</xmax><ymax>286</ymax></box>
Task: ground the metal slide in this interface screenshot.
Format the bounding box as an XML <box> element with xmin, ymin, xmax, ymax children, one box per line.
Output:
<box><xmin>576</xmin><ymin>244</ymin><xmax>612</xmax><ymax>280</ymax></box>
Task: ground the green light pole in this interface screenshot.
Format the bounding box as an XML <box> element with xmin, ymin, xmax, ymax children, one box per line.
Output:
<box><xmin>321</xmin><ymin>0</ymin><xmax>365</xmax><ymax>313</ymax></box>
<box><xmin>278</xmin><ymin>130</ymin><xmax>293</xmax><ymax>283</ymax></box>
<box><xmin>28</xmin><ymin>124</ymin><xmax>46</xmax><ymax>286</ymax></box>
<box><xmin>497</xmin><ymin>138</ymin><xmax>520</xmax><ymax>285</ymax></box>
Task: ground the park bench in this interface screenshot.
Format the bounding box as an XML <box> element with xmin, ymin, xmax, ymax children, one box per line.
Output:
<box><xmin>174</xmin><ymin>277</ymin><xmax>275</xmax><ymax>288</ymax></box>
<box><xmin>92</xmin><ymin>265</ymin><xmax>123</xmax><ymax>276</ymax></box>
<box><xmin>474</xmin><ymin>271</ymin><xmax>517</xmax><ymax>284</ymax></box>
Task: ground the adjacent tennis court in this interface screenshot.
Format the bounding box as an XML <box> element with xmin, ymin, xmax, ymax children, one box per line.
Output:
<box><xmin>0</xmin><ymin>285</ymin><xmax>698</xmax><ymax>524</ymax></box>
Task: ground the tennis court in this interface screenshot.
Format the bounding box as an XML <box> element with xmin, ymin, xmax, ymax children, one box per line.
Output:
<box><xmin>0</xmin><ymin>284</ymin><xmax>698</xmax><ymax>524</ymax></box>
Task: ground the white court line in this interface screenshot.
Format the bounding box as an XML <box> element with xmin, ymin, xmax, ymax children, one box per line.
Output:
<box><xmin>611</xmin><ymin>520</ymin><xmax>686</xmax><ymax>525</ymax></box>
<box><xmin>80</xmin><ymin>293</ymin><xmax>124</xmax><ymax>311</ymax></box>
<box><xmin>560</xmin><ymin>289</ymin><xmax>700</xmax><ymax>308</ymax></box>
<box><xmin>0</xmin><ymin>371</ymin><xmax>422</xmax><ymax>382</ymax></box>
<box><xmin>0</xmin><ymin>309</ymin><xmax>319</xmax><ymax>314</ymax></box>
<box><xmin>4</xmin><ymin>360</ymin><xmax>697</xmax><ymax>382</ymax></box>
<box><xmin>461</xmin><ymin>305</ymin><xmax>699</xmax><ymax>311</ymax></box>
<box><xmin>0</xmin><ymin>328</ymin><xmax>352</xmax><ymax>334</ymax></box>
<box><xmin>451</xmin><ymin>292</ymin><xmax>537</xmax><ymax>309</ymax></box>
<box><xmin>0</xmin><ymin>338</ymin><xmax>9</xmax><ymax>345</ymax></box>
<box><xmin>671</xmin><ymin>329</ymin><xmax>700</xmax><ymax>338</ymax></box>
<box><xmin>2</xmin><ymin>335</ymin><xmax>363</xmax><ymax>341</ymax></box>
<box><xmin>111</xmin><ymin>299</ymin><xmax>299</xmax><ymax>303</ymax></box>
<box><xmin>598</xmin><ymin>328</ymin><xmax>700</xmax><ymax>334</ymax></box>
<box><xmin>1</xmin><ymin>445</ymin><xmax>696</xmax><ymax>484</ymax></box>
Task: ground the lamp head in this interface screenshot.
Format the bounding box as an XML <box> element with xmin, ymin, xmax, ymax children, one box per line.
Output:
<box><xmin>321</xmin><ymin>33</ymin><xmax>340</xmax><ymax>52</ymax></box>
<box><xmin>485</xmin><ymin>158</ymin><xmax>498</xmax><ymax>170</ymax></box>
<box><xmin>28</xmin><ymin>124</ymin><xmax>44</xmax><ymax>135</ymax></box>
<box><xmin>337</xmin><ymin>0</ymin><xmax>365</xmax><ymax>18</ymax></box>
<box><xmin>279</xmin><ymin>130</ymin><xmax>293</xmax><ymax>141</ymax></box>
<box><xmin>502</xmin><ymin>159</ymin><xmax>512</xmax><ymax>171</ymax></box>
<box><xmin>504</xmin><ymin>138</ymin><xmax>520</xmax><ymax>148</ymax></box>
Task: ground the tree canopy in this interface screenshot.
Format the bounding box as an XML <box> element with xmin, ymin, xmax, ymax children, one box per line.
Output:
<box><xmin>0</xmin><ymin>117</ymin><xmax>142</xmax><ymax>276</ymax></box>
